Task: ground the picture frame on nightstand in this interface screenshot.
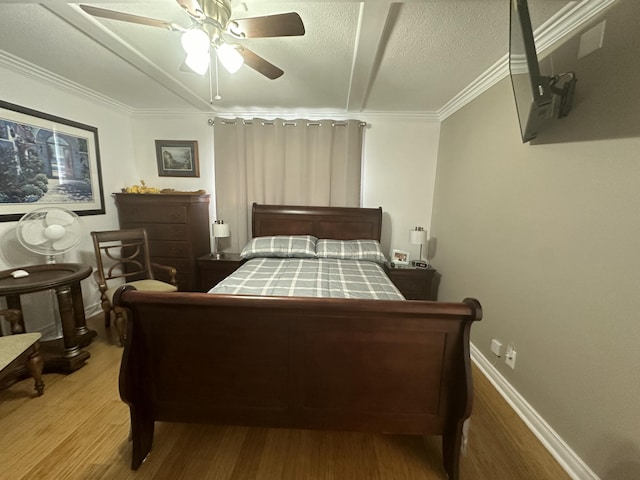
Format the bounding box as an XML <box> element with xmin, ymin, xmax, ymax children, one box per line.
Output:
<box><xmin>391</xmin><ymin>249</ymin><xmax>410</xmax><ymax>266</ymax></box>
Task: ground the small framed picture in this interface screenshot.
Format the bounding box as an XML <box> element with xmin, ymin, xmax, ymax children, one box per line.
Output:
<box><xmin>155</xmin><ymin>140</ymin><xmax>199</xmax><ymax>177</ymax></box>
<box><xmin>392</xmin><ymin>249</ymin><xmax>410</xmax><ymax>266</ymax></box>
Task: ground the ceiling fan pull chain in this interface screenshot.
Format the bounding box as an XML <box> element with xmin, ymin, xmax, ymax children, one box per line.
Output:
<box><xmin>209</xmin><ymin>53</ymin><xmax>214</xmax><ymax>104</ymax></box>
<box><xmin>214</xmin><ymin>55</ymin><xmax>222</xmax><ymax>101</ymax></box>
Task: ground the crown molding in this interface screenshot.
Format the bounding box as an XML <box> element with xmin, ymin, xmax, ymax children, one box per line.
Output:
<box><xmin>438</xmin><ymin>54</ymin><xmax>509</xmax><ymax>121</ymax></box>
<box><xmin>438</xmin><ymin>0</ymin><xmax>616</xmax><ymax>121</ymax></box>
<box><xmin>535</xmin><ymin>0</ymin><xmax>616</xmax><ymax>55</ymax></box>
<box><xmin>357</xmin><ymin>110</ymin><xmax>440</xmax><ymax>122</ymax></box>
<box><xmin>131</xmin><ymin>109</ymin><xmax>209</xmax><ymax>118</ymax></box>
<box><xmin>1</xmin><ymin>0</ymin><xmax>617</xmax><ymax>122</ymax></box>
<box><xmin>0</xmin><ymin>47</ymin><xmax>440</xmax><ymax>121</ymax></box>
<box><xmin>132</xmin><ymin>108</ymin><xmax>440</xmax><ymax>122</ymax></box>
<box><xmin>0</xmin><ymin>49</ymin><xmax>134</xmax><ymax>115</ymax></box>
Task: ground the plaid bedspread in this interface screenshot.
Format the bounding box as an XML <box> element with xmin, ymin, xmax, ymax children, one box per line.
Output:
<box><xmin>209</xmin><ymin>258</ymin><xmax>405</xmax><ymax>300</ymax></box>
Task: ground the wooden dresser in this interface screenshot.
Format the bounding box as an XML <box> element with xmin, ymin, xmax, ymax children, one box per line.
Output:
<box><xmin>114</xmin><ymin>193</ymin><xmax>211</xmax><ymax>291</ymax></box>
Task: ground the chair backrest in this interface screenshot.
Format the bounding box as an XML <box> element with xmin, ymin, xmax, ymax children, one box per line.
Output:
<box><xmin>91</xmin><ymin>228</ymin><xmax>156</xmax><ymax>287</ymax></box>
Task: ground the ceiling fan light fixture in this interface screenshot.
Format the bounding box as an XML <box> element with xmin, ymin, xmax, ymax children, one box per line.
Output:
<box><xmin>185</xmin><ymin>51</ymin><xmax>210</xmax><ymax>75</ymax></box>
<box><xmin>79</xmin><ymin>2</ymin><xmax>304</xmax><ymax>81</ymax></box>
<box><xmin>227</xmin><ymin>21</ymin><xmax>245</xmax><ymax>39</ymax></box>
<box><xmin>181</xmin><ymin>28</ymin><xmax>210</xmax><ymax>55</ymax></box>
<box><xmin>217</xmin><ymin>43</ymin><xmax>244</xmax><ymax>74</ymax></box>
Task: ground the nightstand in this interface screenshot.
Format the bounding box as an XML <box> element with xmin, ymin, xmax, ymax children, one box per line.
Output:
<box><xmin>196</xmin><ymin>253</ymin><xmax>244</xmax><ymax>292</ymax></box>
<box><xmin>385</xmin><ymin>264</ymin><xmax>439</xmax><ymax>301</ymax></box>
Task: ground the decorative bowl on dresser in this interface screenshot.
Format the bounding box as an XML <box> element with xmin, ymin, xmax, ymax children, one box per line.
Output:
<box><xmin>114</xmin><ymin>193</ymin><xmax>210</xmax><ymax>291</ymax></box>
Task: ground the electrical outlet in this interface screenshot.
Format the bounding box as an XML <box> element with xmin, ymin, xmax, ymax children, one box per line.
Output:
<box><xmin>490</xmin><ymin>339</ymin><xmax>503</xmax><ymax>357</ymax></box>
<box><xmin>505</xmin><ymin>344</ymin><xmax>517</xmax><ymax>369</ymax></box>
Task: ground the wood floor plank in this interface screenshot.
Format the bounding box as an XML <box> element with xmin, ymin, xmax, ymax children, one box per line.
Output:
<box><xmin>0</xmin><ymin>314</ymin><xmax>571</xmax><ymax>480</ymax></box>
<box><xmin>264</xmin><ymin>428</ymin><xmax>334</xmax><ymax>480</ymax></box>
<box><xmin>375</xmin><ymin>434</ymin><xmax>445</xmax><ymax>480</ymax></box>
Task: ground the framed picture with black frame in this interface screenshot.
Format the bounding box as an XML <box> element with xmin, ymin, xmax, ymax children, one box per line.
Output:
<box><xmin>0</xmin><ymin>100</ymin><xmax>105</xmax><ymax>222</ymax></box>
<box><xmin>155</xmin><ymin>140</ymin><xmax>199</xmax><ymax>177</ymax></box>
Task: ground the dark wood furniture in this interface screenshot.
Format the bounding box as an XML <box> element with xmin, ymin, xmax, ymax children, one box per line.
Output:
<box><xmin>91</xmin><ymin>228</ymin><xmax>178</xmax><ymax>346</ymax></box>
<box><xmin>0</xmin><ymin>263</ymin><xmax>94</xmax><ymax>373</ymax></box>
<box><xmin>113</xmin><ymin>193</ymin><xmax>211</xmax><ymax>291</ymax></box>
<box><xmin>114</xmin><ymin>204</ymin><xmax>482</xmax><ymax>480</ymax></box>
<box><xmin>0</xmin><ymin>331</ymin><xmax>44</xmax><ymax>396</ymax></box>
<box><xmin>385</xmin><ymin>265</ymin><xmax>439</xmax><ymax>300</ymax></box>
<box><xmin>196</xmin><ymin>253</ymin><xmax>243</xmax><ymax>292</ymax></box>
<box><xmin>251</xmin><ymin>203</ymin><xmax>382</xmax><ymax>239</ymax></box>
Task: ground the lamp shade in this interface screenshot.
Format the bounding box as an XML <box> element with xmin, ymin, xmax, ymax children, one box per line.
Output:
<box><xmin>410</xmin><ymin>227</ymin><xmax>427</xmax><ymax>245</ymax></box>
<box><xmin>217</xmin><ymin>43</ymin><xmax>244</xmax><ymax>74</ymax></box>
<box><xmin>213</xmin><ymin>221</ymin><xmax>230</xmax><ymax>238</ymax></box>
<box><xmin>181</xmin><ymin>28</ymin><xmax>211</xmax><ymax>74</ymax></box>
<box><xmin>185</xmin><ymin>51</ymin><xmax>210</xmax><ymax>75</ymax></box>
<box><xmin>181</xmin><ymin>28</ymin><xmax>210</xmax><ymax>55</ymax></box>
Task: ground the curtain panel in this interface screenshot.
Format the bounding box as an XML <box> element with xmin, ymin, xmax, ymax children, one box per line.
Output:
<box><xmin>213</xmin><ymin>117</ymin><xmax>364</xmax><ymax>252</ymax></box>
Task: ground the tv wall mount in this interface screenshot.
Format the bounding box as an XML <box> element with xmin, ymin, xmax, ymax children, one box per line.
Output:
<box><xmin>549</xmin><ymin>72</ymin><xmax>578</xmax><ymax>119</ymax></box>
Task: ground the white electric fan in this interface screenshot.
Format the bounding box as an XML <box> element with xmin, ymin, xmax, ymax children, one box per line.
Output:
<box><xmin>16</xmin><ymin>207</ymin><xmax>85</xmax><ymax>263</ymax></box>
<box><xmin>15</xmin><ymin>207</ymin><xmax>86</xmax><ymax>340</ymax></box>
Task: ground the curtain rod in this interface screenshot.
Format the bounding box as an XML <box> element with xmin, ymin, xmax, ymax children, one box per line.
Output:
<box><xmin>207</xmin><ymin>119</ymin><xmax>367</xmax><ymax>127</ymax></box>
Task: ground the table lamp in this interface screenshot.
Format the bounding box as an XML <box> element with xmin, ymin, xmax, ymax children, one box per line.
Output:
<box><xmin>212</xmin><ymin>220</ymin><xmax>230</xmax><ymax>259</ymax></box>
<box><xmin>410</xmin><ymin>226</ymin><xmax>428</xmax><ymax>267</ymax></box>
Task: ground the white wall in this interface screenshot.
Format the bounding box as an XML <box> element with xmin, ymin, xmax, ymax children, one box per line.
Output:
<box><xmin>130</xmin><ymin>114</ymin><xmax>217</xmax><ymax>252</ymax></box>
<box><xmin>360</xmin><ymin>116</ymin><xmax>440</xmax><ymax>260</ymax></box>
<box><xmin>1</xmin><ymin>61</ymin><xmax>441</xmax><ymax>340</ymax></box>
<box><xmin>130</xmin><ymin>114</ymin><xmax>215</xmax><ymax>195</ymax></box>
<box><xmin>0</xmin><ymin>64</ymin><xmax>137</xmax><ymax>333</ymax></box>
<box><xmin>130</xmin><ymin>114</ymin><xmax>442</xmax><ymax>262</ymax></box>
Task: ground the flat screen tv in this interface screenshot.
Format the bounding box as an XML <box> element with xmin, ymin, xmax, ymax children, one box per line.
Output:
<box><xmin>509</xmin><ymin>0</ymin><xmax>554</xmax><ymax>142</ymax></box>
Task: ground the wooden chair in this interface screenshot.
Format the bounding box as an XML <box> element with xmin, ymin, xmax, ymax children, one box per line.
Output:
<box><xmin>0</xmin><ymin>309</ymin><xmax>44</xmax><ymax>396</ymax></box>
<box><xmin>91</xmin><ymin>228</ymin><xmax>178</xmax><ymax>346</ymax></box>
<box><xmin>1</xmin><ymin>308</ymin><xmax>25</xmax><ymax>335</ymax></box>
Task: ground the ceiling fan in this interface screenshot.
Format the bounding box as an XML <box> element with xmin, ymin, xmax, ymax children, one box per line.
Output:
<box><xmin>79</xmin><ymin>0</ymin><xmax>305</xmax><ymax>79</ymax></box>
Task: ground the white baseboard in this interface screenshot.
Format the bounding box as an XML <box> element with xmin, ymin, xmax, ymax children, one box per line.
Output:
<box><xmin>84</xmin><ymin>302</ymin><xmax>103</xmax><ymax>320</ymax></box>
<box><xmin>470</xmin><ymin>343</ymin><xmax>600</xmax><ymax>480</ymax></box>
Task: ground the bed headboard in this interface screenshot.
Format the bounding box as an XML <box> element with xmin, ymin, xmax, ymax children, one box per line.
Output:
<box><xmin>252</xmin><ymin>203</ymin><xmax>382</xmax><ymax>241</ymax></box>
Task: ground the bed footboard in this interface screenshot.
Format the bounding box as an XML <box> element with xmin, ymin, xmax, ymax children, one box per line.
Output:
<box><xmin>114</xmin><ymin>287</ymin><xmax>481</xmax><ymax>478</ymax></box>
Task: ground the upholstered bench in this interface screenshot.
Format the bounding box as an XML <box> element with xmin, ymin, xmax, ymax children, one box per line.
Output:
<box><xmin>0</xmin><ymin>332</ymin><xmax>45</xmax><ymax>396</ymax></box>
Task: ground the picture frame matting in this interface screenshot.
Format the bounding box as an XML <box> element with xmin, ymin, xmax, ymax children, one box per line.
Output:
<box><xmin>0</xmin><ymin>100</ymin><xmax>105</xmax><ymax>222</ymax></box>
<box><xmin>155</xmin><ymin>140</ymin><xmax>199</xmax><ymax>177</ymax></box>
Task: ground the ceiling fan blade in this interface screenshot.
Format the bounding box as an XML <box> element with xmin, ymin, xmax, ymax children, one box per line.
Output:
<box><xmin>175</xmin><ymin>0</ymin><xmax>204</xmax><ymax>19</ymax></box>
<box><xmin>79</xmin><ymin>5</ymin><xmax>182</xmax><ymax>31</ymax></box>
<box><xmin>237</xmin><ymin>47</ymin><xmax>284</xmax><ymax>80</ymax></box>
<box><xmin>230</xmin><ymin>12</ymin><xmax>305</xmax><ymax>38</ymax></box>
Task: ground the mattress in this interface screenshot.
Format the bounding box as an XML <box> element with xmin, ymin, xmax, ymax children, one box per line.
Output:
<box><xmin>208</xmin><ymin>257</ymin><xmax>405</xmax><ymax>300</ymax></box>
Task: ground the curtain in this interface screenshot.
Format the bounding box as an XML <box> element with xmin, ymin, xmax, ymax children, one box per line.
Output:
<box><xmin>213</xmin><ymin>118</ymin><xmax>364</xmax><ymax>252</ymax></box>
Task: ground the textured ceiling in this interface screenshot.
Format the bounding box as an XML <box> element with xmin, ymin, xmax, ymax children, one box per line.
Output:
<box><xmin>0</xmin><ymin>0</ymin><xmax>613</xmax><ymax>116</ymax></box>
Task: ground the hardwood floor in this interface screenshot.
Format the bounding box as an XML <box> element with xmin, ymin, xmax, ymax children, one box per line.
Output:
<box><xmin>0</xmin><ymin>315</ymin><xmax>571</xmax><ymax>480</ymax></box>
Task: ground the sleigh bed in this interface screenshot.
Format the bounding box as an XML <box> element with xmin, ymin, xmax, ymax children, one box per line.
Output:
<box><xmin>114</xmin><ymin>204</ymin><xmax>482</xmax><ymax>480</ymax></box>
